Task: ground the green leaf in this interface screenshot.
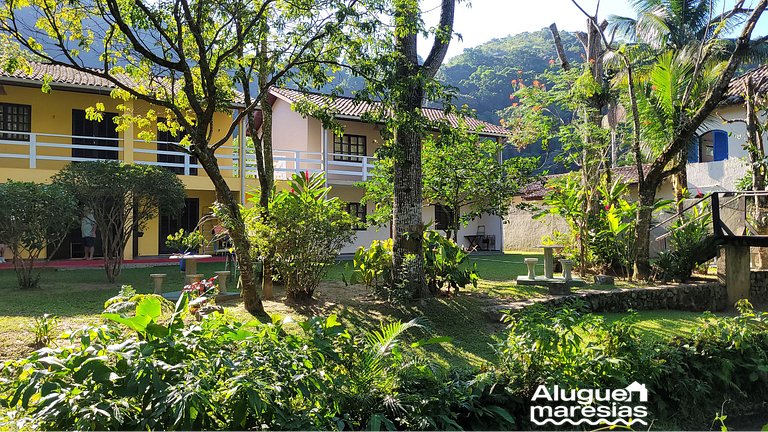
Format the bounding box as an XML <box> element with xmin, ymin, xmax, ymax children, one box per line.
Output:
<box><xmin>136</xmin><ymin>296</ymin><xmax>162</xmax><ymax>320</ymax></box>
<box><xmin>102</xmin><ymin>313</ymin><xmax>153</xmax><ymax>335</ymax></box>
<box><xmin>410</xmin><ymin>336</ymin><xmax>452</xmax><ymax>347</ymax></box>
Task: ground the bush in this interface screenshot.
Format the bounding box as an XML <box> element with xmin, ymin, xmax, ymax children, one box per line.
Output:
<box><xmin>0</xmin><ymin>181</ymin><xmax>78</xmax><ymax>289</ymax></box>
<box><xmin>653</xmin><ymin>202</ymin><xmax>713</xmax><ymax>281</ymax></box>
<box><xmin>248</xmin><ymin>172</ymin><xmax>355</xmax><ymax>301</ymax></box>
<box><xmin>496</xmin><ymin>301</ymin><xmax>768</xmax><ymax>429</ymax></box>
<box><xmin>0</xmin><ymin>292</ymin><xmax>512</xmax><ymax>430</ymax></box>
<box><xmin>53</xmin><ymin>161</ymin><xmax>186</xmax><ymax>282</ymax></box>
<box><xmin>345</xmin><ymin>231</ymin><xmax>479</xmax><ymax>303</ymax></box>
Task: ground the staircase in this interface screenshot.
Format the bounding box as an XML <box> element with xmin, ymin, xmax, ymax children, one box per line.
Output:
<box><xmin>652</xmin><ymin>191</ymin><xmax>768</xmax><ymax>305</ymax></box>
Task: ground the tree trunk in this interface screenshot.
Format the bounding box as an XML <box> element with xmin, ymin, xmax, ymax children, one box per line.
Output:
<box><xmin>634</xmin><ymin>187</ymin><xmax>656</xmax><ymax>280</ymax></box>
<box><xmin>258</xmin><ymin>78</ymin><xmax>275</xmax><ymax>300</ymax></box>
<box><xmin>672</xmin><ymin>152</ymin><xmax>688</xmax><ymax>213</ymax></box>
<box><xmin>196</xmin><ymin>143</ymin><xmax>266</xmax><ymax>317</ymax></box>
<box><xmin>393</xmin><ymin>83</ymin><xmax>427</xmax><ymax>297</ymax></box>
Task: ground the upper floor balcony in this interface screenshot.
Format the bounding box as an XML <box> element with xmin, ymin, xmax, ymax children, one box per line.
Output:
<box><xmin>0</xmin><ymin>130</ymin><xmax>378</xmax><ymax>188</ymax></box>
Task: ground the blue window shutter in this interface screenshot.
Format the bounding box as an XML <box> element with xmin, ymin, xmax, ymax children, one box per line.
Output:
<box><xmin>688</xmin><ymin>137</ymin><xmax>699</xmax><ymax>163</ymax></box>
<box><xmin>713</xmin><ymin>130</ymin><xmax>728</xmax><ymax>161</ymax></box>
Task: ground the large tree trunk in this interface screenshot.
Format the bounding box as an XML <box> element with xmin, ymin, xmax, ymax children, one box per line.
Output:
<box><xmin>672</xmin><ymin>152</ymin><xmax>688</xmax><ymax>212</ymax></box>
<box><xmin>196</xmin><ymin>143</ymin><xmax>266</xmax><ymax>316</ymax></box>
<box><xmin>393</xmin><ymin>82</ymin><xmax>427</xmax><ymax>297</ymax></box>
<box><xmin>634</xmin><ymin>186</ymin><xmax>656</xmax><ymax>280</ymax></box>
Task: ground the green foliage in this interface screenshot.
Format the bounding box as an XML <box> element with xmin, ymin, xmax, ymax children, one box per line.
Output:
<box><xmin>247</xmin><ymin>172</ymin><xmax>355</xmax><ymax>301</ymax></box>
<box><xmin>653</xmin><ymin>201</ymin><xmax>713</xmax><ymax>281</ymax></box>
<box><xmin>164</xmin><ymin>228</ymin><xmax>205</xmax><ymax>253</ymax></box>
<box><xmin>423</xmin><ymin>231</ymin><xmax>479</xmax><ymax>295</ymax></box>
<box><xmin>0</xmin><ymin>181</ymin><xmax>78</xmax><ymax>289</ymax></box>
<box><xmin>438</xmin><ymin>29</ymin><xmax>582</xmax><ymax>123</ymax></box>
<box><xmin>363</xmin><ymin>123</ymin><xmax>537</xmax><ymax>235</ymax></box>
<box><xmin>30</xmin><ymin>314</ymin><xmax>58</xmax><ymax>348</ymax></box>
<box><xmin>497</xmin><ymin>301</ymin><xmax>768</xmax><ymax>428</ymax></box>
<box><xmin>52</xmin><ymin>161</ymin><xmax>186</xmax><ymax>282</ymax></box>
<box><xmin>345</xmin><ymin>231</ymin><xmax>479</xmax><ymax>302</ymax></box>
<box><xmin>0</xmin><ymin>296</ymin><xmax>512</xmax><ymax>430</ymax></box>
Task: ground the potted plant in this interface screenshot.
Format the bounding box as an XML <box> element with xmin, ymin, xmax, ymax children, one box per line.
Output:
<box><xmin>165</xmin><ymin>228</ymin><xmax>205</xmax><ymax>271</ymax></box>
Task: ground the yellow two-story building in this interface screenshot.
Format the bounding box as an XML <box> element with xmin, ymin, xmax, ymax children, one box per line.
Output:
<box><xmin>0</xmin><ymin>62</ymin><xmax>510</xmax><ymax>261</ymax></box>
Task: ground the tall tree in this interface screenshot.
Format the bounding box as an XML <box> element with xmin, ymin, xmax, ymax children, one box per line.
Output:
<box><xmin>0</xmin><ymin>0</ymin><xmax>368</xmax><ymax>316</ymax></box>
<box><xmin>363</xmin><ymin>123</ymin><xmax>537</xmax><ymax>242</ymax></box>
<box><xmin>628</xmin><ymin>1</ymin><xmax>768</xmax><ymax>279</ymax></box>
<box><xmin>388</xmin><ymin>0</ymin><xmax>456</xmax><ymax>297</ymax></box>
<box><xmin>232</xmin><ymin>0</ymin><xmax>368</xmax><ymax>300</ymax></box>
<box><xmin>609</xmin><ymin>0</ymin><xmax>757</xmax><ymax>208</ymax></box>
<box><xmin>53</xmin><ymin>162</ymin><xmax>186</xmax><ymax>283</ymax></box>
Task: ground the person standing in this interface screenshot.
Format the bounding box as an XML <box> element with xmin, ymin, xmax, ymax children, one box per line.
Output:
<box><xmin>0</xmin><ymin>242</ymin><xmax>6</xmax><ymax>264</ymax></box>
<box><xmin>81</xmin><ymin>211</ymin><xmax>97</xmax><ymax>260</ymax></box>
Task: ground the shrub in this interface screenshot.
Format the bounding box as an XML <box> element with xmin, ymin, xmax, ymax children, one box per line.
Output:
<box><xmin>345</xmin><ymin>231</ymin><xmax>479</xmax><ymax>302</ymax></box>
<box><xmin>423</xmin><ymin>230</ymin><xmax>478</xmax><ymax>295</ymax></box>
<box><xmin>247</xmin><ymin>172</ymin><xmax>355</xmax><ymax>301</ymax></box>
<box><xmin>653</xmin><ymin>202</ymin><xmax>713</xmax><ymax>281</ymax></box>
<box><xmin>52</xmin><ymin>161</ymin><xmax>186</xmax><ymax>282</ymax></box>
<box><xmin>496</xmin><ymin>301</ymin><xmax>768</xmax><ymax>429</ymax></box>
<box><xmin>0</xmin><ymin>181</ymin><xmax>79</xmax><ymax>289</ymax></box>
<box><xmin>0</xmin><ymin>293</ymin><xmax>513</xmax><ymax>430</ymax></box>
<box><xmin>30</xmin><ymin>314</ymin><xmax>59</xmax><ymax>348</ymax></box>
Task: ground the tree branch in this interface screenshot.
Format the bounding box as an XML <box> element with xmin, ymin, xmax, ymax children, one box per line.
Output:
<box><xmin>422</xmin><ymin>0</ymin><xmax>456</xmax><ymax>79</ymax></box>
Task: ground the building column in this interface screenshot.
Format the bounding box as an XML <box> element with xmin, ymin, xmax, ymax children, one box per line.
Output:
<box><xmin>123</xmin><ymin>100</ymin><xmax>135</xmax><ymax>163</ymax></box>
<box><xmin>717</xmin><ymin>244</ymin><xmax>751</xmax><ymax>307</ymax></box>
<box><xmin>124</xmin><ymin>100</ymin><xmax>136</xmax><ymax>259</ymax></box>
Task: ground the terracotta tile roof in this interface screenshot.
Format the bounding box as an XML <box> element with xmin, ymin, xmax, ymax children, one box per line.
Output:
<box><xmin>0</xmin><ymin>61</ymin><xmax>133</xmax><ymax>89</ymax></box>
<box><xmin>0</xmin><ymin>61</ymin><xmax>245</xmax><ymax>105</ymax></box>
<box><xmin>270</xmin><ymin>87</ymin><xmax>510</xmax><ymax>137</ymax></box>
<box><xmin>520</xmin><ymin>165</ymin><xmax>650</xmax><ymax>200</ymax></box>
<box><xmin>724</xmin><ymin>65</ymin><xmax>768</xmax><ymax>105</ymax></box>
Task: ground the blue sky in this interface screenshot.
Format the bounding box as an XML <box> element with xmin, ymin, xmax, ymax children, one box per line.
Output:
<box><xmin>424</xmin><ymin>0</ymin><xmax>768</xmax><ymax>61</ymax></box>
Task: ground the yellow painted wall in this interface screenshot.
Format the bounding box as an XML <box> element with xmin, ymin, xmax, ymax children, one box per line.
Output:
<box><xmin>0</xmin><ymin>82</ymin><xmax>249</xmax><ymax>259</ymax></box>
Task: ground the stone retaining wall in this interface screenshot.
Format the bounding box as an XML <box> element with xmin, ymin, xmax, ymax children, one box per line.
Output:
<box><xmin>749</xmin><ymin>271</ymin><xmax>768</xmax><ymax>304</ymax></box>
<box><xmin>542</xmin><ymin>281</ymin><xmax>728</xmax><ymax>313</ymax></box>
<box><xmin>483</xmin><ymin>281</ymin><xmax>728</xmax><ymax>323</ymax></box>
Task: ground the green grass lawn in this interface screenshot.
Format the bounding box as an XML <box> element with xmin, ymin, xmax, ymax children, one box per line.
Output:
<box><xmin>0</xmin><ymin>253</ymin><xmax>737</xmax><ymax>365</ymax></box>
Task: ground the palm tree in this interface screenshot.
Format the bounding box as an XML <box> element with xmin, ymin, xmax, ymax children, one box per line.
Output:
<box><xmin>609</xmin><ymin>0</ymin><xmax>757</xmax><ymax>208</ymax></box>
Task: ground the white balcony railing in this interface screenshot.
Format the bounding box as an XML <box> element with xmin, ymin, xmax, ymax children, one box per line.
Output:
<box><xmin>0</xmin><ymin>130</ymin><xmax>237</xmax><ymax>176</ymax></box>
<box><xmin>244</xmin><ymin>151</ymin><xmax>377</xmax><ymax>183</ymax></box>
<box><xmin>0</xmin><ymin>130</ymin><xmax>379</xmax><ymax>183</ymax></box>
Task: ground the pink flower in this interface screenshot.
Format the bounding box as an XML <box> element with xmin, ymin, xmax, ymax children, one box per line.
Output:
<box><xmin>304</xmin><ymin>170</ymin><xmax>310</xmax><ymax>181</ymax></box>
<box><xmin>605</xmin><ymin>204</ymin><xmax>610</xmax><ymax>211</ymax></box>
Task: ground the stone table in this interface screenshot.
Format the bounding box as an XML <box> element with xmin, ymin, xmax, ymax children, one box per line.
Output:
<box><xmin>170</xmin><ymin>254</ymin><xmax>212</xmax><ymax>277</ymax></box>
<box><xmin>534</xmin><ymin>244</ymin><xmax>564</xmax><ymax>279</ymax></box>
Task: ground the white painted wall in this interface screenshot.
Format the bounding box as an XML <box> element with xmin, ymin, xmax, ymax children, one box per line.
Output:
<box><xmin>686</xmin><ymin>105</ymin><xmax>752</xmax><ymax>191</ymax></box>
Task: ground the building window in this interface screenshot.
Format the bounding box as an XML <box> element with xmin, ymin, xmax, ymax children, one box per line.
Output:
<box><xmin>157</xmin><ymin>119</ymin><xmax>197</xmax><ymax>175</ymax></box>
<box><xmin>333</xmin><ymin>134</ymin><xmax>366</xmax><ymax>162</ymax></box>
<box><xmin>434</xmin><ymin>204</ymin><xmax>456</xmax><ymax>231</ymax></box>
<box><xmin>71</xmin><ymin>109</ymin><xmax>119</xmax><ymax>160</ymax></box>
<box><xmin>698</xmin><ymin>130</ymin><xmax>728</xmax><ymax>163</ymax></box>
<box><xmin>0</xmin><ymin>103</ymin><xmax>31</xmax><ymax>141</ymax></box>
<box><xmin>345</xmin><ymin>202</ymin><xmax>367</xmax><ymax>230</ymax></box>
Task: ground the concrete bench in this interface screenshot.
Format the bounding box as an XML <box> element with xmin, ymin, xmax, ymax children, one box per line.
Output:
<box><xmin>150</xmin><ymin>273</ymin><xmax>167</xmax><ymax>294</ymax></box>
<box><xmin>524</xmin><ymin>258</ymin><xmax>539</xmax><ymax>280</ymax></box>
<box><xmin>185</xmin><ymin>273</ymin><xmax>204</xmax><ymax>286</ymax></box>
<box><xmin>215</xmin><ymin>271</ymin><xmax>231</xmax><ymax>293</ymax></box>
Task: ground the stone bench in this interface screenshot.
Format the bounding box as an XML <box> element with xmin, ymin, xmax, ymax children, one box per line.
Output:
<box><xmin>185</xmin><ymin>273</ymin><xmax>204</xmax><ymax>286</ymax></box>
<box><xmin>150</xmin><ymin>273</ymin><xmax>167</xmax><ymax>295</ymax></box>
<box><xmin>215</xmin><ymin>271</ymin><xmax>231</xmax><ymax>294</ymax></box>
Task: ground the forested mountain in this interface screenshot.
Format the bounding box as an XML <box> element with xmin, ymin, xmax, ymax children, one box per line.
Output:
<box><xmin>438</xmin><ymin>29</ymin><xmax>582</xmax><ymax>123</ymax></box>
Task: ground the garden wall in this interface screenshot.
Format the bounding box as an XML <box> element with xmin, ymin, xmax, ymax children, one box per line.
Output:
<box><xmin>748</xmin><ymin>270</ymin><xmax>768</xmax><ymax>305</ymax></box>
<box><xmin>542</xmin><ymin>281</ymin><xmax>728</xmax><ymax>313</ymax></box>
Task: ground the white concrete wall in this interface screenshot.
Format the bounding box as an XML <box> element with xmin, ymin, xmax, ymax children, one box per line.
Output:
<box><xmin>686</xmin><ymin>105</ymin><xmax>752</xmax><ymax>191</ymax></box>
<box><xmin>504</xmin><ymin>205</ymin><xmax>569</xmax><ymax>252</ymax></box>
<box><xmin>687</xmin><ymin>158</ymin><xmax>749</xmax><ymax>192</ymax></box>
